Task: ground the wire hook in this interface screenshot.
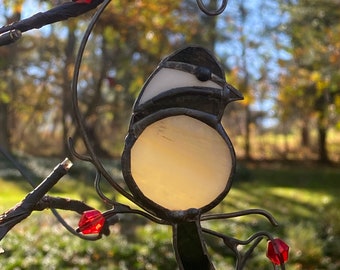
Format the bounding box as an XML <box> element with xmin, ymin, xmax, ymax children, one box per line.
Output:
<box><xmin>196</xmin><ymin>0</ymin><xmax>228</xmax><ymax>16</ymax></box>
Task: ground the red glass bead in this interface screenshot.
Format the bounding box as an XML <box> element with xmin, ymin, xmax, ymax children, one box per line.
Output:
<box><xmin>74</xmin><ymin>0</ymin><xmax>92</xmax><ymax>3</ymax></box>
<box><xmin>266</xmin><ymin>238</ymin><xmax>289</xmax><ymax>265</ymax></box>
<box><xmin>78</xmin><ymin>209</ymin><xmax>105</xmax><ymax>234</ymax></box>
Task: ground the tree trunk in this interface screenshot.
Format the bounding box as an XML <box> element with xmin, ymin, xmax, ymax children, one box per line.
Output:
<box><xmin>300</xmin><ymin>121</ymin><xmax>310</xmax><ymax>147</ymax></box>
<box><xmin>244</xmin><ymin>105</ymin><xmax>252</xmax><ymax>160</ymax></box>
<box><xmin>316</xmin><ymin>90</ymin><xmax>330</xmax><ymax>163</ymax></box>
<box><xmin>0</xmin><ymin>12</ymin><xmax>22</xmax><ymax>153</ymax></box>
<box><xmin>318</xmin><ymin>125</ymin><xmax>329</xmax><ymax>163</ymax></box>
<box><xmin>62</xmin><ymin>26</ymin><xmax>76</xmax><ymax>157</ymax></box>
<box><xmin>0</xmin><ymin>102</ymin><xmax>10</xmax><ymax>151</ymax></box>
<box><xmin>240</xmin><ymin>3</ymin><xmax>252</xmax><ymax>161</ymax></box>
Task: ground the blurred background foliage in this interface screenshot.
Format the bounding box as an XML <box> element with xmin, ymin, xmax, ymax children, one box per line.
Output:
<box><xmin>0</xmin><ymin>0</ymin><xmax>340</xmax><ymax>269</ymax></box>
<box><xmin>0</xmin><ymin>0</ymin><xmax>339</xmax><ymax>162</ymax></box>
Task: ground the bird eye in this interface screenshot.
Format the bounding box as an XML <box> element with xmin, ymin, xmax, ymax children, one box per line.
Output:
<box><xmin>194</xmin><ymin>66</ymin><xmax>212</xmax><ymax>82</ymax></box>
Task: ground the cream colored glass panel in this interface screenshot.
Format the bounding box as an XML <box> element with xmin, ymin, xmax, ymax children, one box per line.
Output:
<box><xmin>138</xmin><ymin>68</ymin><xmax>222</xmax><ymax>105</ymax></box>
<box><xmin>131</xmin><ymin>116</ymin><xmax>232</xmax><ymax>210</ymax></box>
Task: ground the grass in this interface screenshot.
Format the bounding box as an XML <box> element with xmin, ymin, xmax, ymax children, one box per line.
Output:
<box><xmin>0</xmin><ymin>178</ymin><xmax>28</xmax><ymax>210</ymax></box>
<box><xmin>0</xmin><ymin>157</ymin><xmax>339</xmax><ymax>269</ymax></box>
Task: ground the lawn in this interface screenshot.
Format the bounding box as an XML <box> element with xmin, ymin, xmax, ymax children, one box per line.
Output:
<box><xmin>0</xmin><ymin>156</ymin><xmax>339</xmax><ymax>269</ymax></box>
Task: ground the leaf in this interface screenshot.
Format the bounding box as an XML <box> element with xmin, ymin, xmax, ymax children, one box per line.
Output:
<box><xmin>0</xmin><ymin>91</ymin><xmax>11</xmax><ymax>104</ymax></box>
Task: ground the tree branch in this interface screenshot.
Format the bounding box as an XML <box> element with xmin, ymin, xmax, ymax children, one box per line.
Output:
<box><xmin>0</xmin><ymin>158</ymin><xmax>74</xmax><ymax>241</ymax></box>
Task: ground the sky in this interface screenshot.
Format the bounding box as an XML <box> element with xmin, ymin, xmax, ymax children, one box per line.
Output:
<box><xmin>215</xmin><ymin>0</ymin><xmax>291</xmax><ymax>127</ymax></box>
<box><xmin>0</xmin><ymin>0</ymin><xmax>49</xmax><ymax>33</ymax></box>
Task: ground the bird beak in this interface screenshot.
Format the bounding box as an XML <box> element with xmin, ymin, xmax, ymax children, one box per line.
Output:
<box><xmin>224</xmin><ymin>82</ymin><xmax>244</xmax><ymax>103</ymax></box>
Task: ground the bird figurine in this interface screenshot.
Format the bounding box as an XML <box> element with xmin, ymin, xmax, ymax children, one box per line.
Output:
<box><xmin>121</xmin><ymin>46</ymin><xmax>243</xmax><ymax>270</ymax></box>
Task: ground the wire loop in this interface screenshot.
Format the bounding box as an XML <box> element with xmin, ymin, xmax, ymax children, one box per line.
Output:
<box><xmin>196</xmin><ymin>0</ymin><xmax>228</xmax><ymax>16</ymax></box>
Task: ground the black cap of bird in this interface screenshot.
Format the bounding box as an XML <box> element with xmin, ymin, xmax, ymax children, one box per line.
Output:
<box><xmin>131</xmin><ymin>45</ymin><xmax>243</xmax><ymax>123</ymax></box>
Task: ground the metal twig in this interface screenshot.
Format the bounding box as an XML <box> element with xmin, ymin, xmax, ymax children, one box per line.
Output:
<box><xmin>201</xmin><ymin>208</ymin><xmax>279</xmax><ymax>226</ymax></box>
<box><xmin>0</xmin><ymin>159</ymin><xmax>72</xmax><ymax>241</ymax></box>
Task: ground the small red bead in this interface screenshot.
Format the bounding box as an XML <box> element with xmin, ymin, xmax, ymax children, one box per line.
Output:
<box><xmin>74</xmin><ymin>0</ymin><xmax>92</xmax><ymax>3</ymax></box>
<box><xmin>266</xmin><ymin>238</ymin><xmax>289</xmax><ymax>265</ymax></box>
<box><xmin>78</xmin><ymin>209</ymin><xmax>105</xmax><ymax>234</ymax></box>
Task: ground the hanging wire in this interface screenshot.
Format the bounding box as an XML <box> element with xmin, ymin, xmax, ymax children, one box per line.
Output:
<box><xmin>71</xmin><ymin>0</ymin><xmax>129</xmax><ymax>198</ymax></box>
<box><xmin>196</xmin><ymin>0</ymin><xmax>229</xmax><ymax>16</ymax></box>
<box><xmin>94</xmin><ymin>170</ymin><xmax>117</xmax><ymax>206</ymax></box>
<box><xmin>70</xmin><ymin>0</ymin><xmax>155</xmax><ymax>216</ymax></box>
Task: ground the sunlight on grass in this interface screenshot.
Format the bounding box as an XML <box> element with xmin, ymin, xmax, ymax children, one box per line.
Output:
<box><xmin>270</xmin><ymin>187</ymin><xmax>332</xmax><ymax>207</ymax></box>
<box><xmin>0</xmin><ymin>178</ymin><xmax>28</xmax><ymax>212</ymax></box>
